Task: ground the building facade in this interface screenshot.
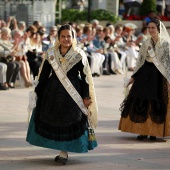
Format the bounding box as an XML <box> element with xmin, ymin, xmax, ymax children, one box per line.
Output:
<box><xmin>66</xmin><ymin>0</ymin><xmax>119</xmax><ymax>15</ymax></box>
<box><xmin>0</xmin><ymin>0</ymin><xmax>57</xmax><ymax>28</ymax></box>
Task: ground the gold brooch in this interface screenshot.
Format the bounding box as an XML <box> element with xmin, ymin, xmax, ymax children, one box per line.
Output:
<box><xmin>50</xmin><ymin>55</ymin><xmax>54</xmax><ymax>60</ymax></box>
<box><xmin>60</xmin><ymin>57</ymin><xmax>66</xmax><ymax>64</ymax></box>
<box><xmin>148</xmin><ymin>46</ymin><xmax>151</xmax><ymax>50</ymax></box>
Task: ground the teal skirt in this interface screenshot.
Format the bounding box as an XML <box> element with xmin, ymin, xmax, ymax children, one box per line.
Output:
<box><xmin>26</xmin><ymin>109</ymin><xmax>98</xmax><ymax>153</ymax></box>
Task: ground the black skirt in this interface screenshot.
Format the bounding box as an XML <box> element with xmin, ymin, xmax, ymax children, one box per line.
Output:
<box><xmin>34</xmin><ymin>73</ymin><xmax>88</xmax><ymax>141</ymax></box>
<box><xmin>32</xmin><ymin>53</ymin><xmax>91</xmax><ymax>142</ymax></box>
<box><xmin>120</xmin><ymin>61</ymin><xmax>168</xmax><ymax>124</ymax></box>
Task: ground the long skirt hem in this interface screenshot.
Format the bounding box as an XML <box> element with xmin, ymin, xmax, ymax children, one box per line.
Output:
<box><xmin>119</xmin><ymin>102</ymin><xmax>170</xmax><ymax>137</ymax></box>
<box><xmin>26</xmin><ymin>111</ymin><xmax>98</xmax><ymax>153</ymax></box>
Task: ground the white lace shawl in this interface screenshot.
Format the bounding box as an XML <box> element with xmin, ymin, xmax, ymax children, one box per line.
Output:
<box><xmin>132</xmin><ymin>37</ymin><xmax>170</xmax><ymax>83</ymax></box>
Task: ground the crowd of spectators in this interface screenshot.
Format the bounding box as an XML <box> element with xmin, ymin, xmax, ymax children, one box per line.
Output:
<box><xmin>75</xmin><ymin>19</ymin><xmax>146</xmax><ymax>76</ymax></box>
<box><xmin>0</xmin><ymin>17</ymin><xmax>147</xmax><ymax>90</ymax></box>
<box><xmin>0</xmin><ymin>17</ymin><xmax>57</xmax><ymax>90</ymax></box>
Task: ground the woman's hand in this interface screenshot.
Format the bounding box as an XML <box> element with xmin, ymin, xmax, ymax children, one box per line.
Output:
<box><xmin>167</xmin><ymin>82</ymin><xmax>170</xmax><ymax>93</ymax></box>
<box><xmin>22</xmin><ymin>56</ymin><xmax>27</xmax><ymax>61</ymax></box>
<box><xmin>83</xmin><ymin>98</ymin><xmax>92</xmax><ymax>108</ymax></box>
<box><xmin>10</xmin><ymin>51</ymin><xmax>16</xmax><ymax>57</ymax></box>
<box><xmin>127</xmin><ymin>78</ymin><xmax>134</xmax><ymax>87</ymax></box>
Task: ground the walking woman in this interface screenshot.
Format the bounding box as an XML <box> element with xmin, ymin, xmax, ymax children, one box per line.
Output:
<box><xmin>26</xmin><ymin>24</ymin><xmax>98</xmax><ymax>164</ymax></box>
<box><xmin>119</xmin><ymin>18</ymin><xmax>170</xmax><ymax>141</ymax></box>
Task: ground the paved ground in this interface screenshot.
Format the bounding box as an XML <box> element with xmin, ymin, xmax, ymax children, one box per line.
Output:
<box><xmin>0</xmin><ymin>72</ymin><xmax>170</xmax><ymax>170</ymax></box>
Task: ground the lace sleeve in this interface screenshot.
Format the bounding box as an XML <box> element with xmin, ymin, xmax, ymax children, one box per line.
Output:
<box><xmin>132</xmin><ymin>42</ymin><xmax>146</xmax><ymax>76</ymax></box>
<box><xmin>161</xmin><ymin>41</ymin><xmax>170</xmax><ymax>82</ymax></box>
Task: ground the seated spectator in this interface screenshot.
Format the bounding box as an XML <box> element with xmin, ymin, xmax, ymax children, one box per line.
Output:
<box><xmin>103</xmin><ymin>26</ymin><xmax>123</xmax><ymax>74</ymax></box>
<box><xmin>93</xmin><ymin>25</ymin><xmax>111</xmax><ymax>75</ymax></box>
<box><xmin>67</xmin><ymin>22</ymin><xmax>77</xmax><ymax>29</ymax></box>
<box><xmin>26</xmin><ymin>32</ymin><xmax>43</xmax><ymax>79</ymax></box>
<box><xmin>135</xmin><ymin>26</ymin><xmax>148</xmax><ymax>47</ymax></box>
<box><xmin>11</xmin><ymin>29</ymin><xmax>32</xmax><ymax>87</ymax></box>
<box><xmin>91</xmin><ymin>19</ymin><xmax>99</xmax><ymax>30</ymax></box>
<box><xmin>38</xmin><ymin>26</ymin><xmax>47</xmax><ymax>40</ymax></box>
<box><xmin>120</xmin><ymin>26</ymin><xmax>139</xmax><ymax>71</ymax></box>
<box><xmin>0</xmin><ymin>62</ymin><xmax>8</xmax><ymax>90</ymax></box>
<box><xmin>0</xmin><ymin>27</ymin><xmax>21</xmax><ymax>88</ymax></box>
<box><xmin>76</xmin><ymin>25</ymin><xmax>86</xmax><ymax>48</ymax></box>
<box><xmin>82</xmin><ymin>24</ymin><xmax>105</xmax><ymax>77</ymax></box>
<box><xmin>75</xmin><ymin>25</ymin><xmax>92</xmax><ymax>65</ymax></box>
<box><xmin>17</xmin><ymin>21</ymin><xmax>26</xmax><ymax>36</ymax></box>
<box><xmin>114</xmin><ymin>24</ymin><xmax>127</xmax><ymax>71</ymax></box>
<box><xmin>6</xmin><ymin>17</ymin><xmax>18</xmax><ymax>30</ymax></box>
<box><xmin>0</xmin><ymin>20</ymin><xmax>7</xmax><ymax>28</ymax></box>
<box><xmin>33</xmin><ymin>21</ymin><xmax>42</xmax><ymax>30</ymax></box>
<box><xmin>105</xmin><ymin>24</ymin><xmax>125</xmax><ymax>74</ymax></box>
<box><xmin>43</xmin><ymin>26</ymin><xmax>58</xmax><ymax>49</ymax></box>
<box><xmin>24</xmin><ymin>25</ymin><xmax>37</xmax><ymax>52</ymax></box>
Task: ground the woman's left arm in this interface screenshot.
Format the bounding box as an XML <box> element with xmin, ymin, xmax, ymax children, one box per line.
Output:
<box><xmin>35</xmin><ymin>58</ymin><xmax>52</xmax><ymax>97</ymax></box>
<box><xmin>78</xmin><ymin>58</ymin><xmax>92</xmax><ymax>108</ymax></box>
<box><xmin>162</xmin><ymin>41</ymin><xmax>170</xmax><ymax>90</ymax></box>
<box><xmin>167</xmin><ymin>81</ymin><xmax>170</xmax><ymax>93</ymax></box>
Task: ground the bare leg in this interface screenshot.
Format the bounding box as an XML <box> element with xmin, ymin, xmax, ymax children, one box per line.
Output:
<box><xmin>25</xmin><ymin>60</ymin><xmax>31</xmax><ymax>81</ymax></box>
<box><xmin>19</xmin><ymin>61</ymin><xmax>32</xmax><ymax>87</ymax></box>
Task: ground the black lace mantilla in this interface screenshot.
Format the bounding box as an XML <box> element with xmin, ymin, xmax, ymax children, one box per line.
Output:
<box><xmin>160</xmin><ymin>41</ymin><xmax>170</xmax><ymax>80</ymax></box>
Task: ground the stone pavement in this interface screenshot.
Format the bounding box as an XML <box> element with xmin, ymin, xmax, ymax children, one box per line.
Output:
<box><xmin>0</xmin><ymin>73</ymin><xmax>170</xmax><ymax>170</ymax></box>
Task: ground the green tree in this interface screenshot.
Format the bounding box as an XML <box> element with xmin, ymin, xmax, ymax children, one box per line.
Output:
<box><xmin>59</xmin><ymin>9</ymin><xmax>121</xmax><ymax>24</ymax></box>
<box><xmin>140</xmin><ymin>0</ymin><xmax>157</xmax><ymax>16</ymax></box>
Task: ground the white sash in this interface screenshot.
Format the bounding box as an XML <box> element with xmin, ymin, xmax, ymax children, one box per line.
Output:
<box><xmin>47</xmin><ymin>49</ymin><xmax>89</xmax><ymax>117</ymax></box>
<box><xmin>147</xmin><ymin>45</ymin><xmax>159</xmax><ymax>66</ymax></box>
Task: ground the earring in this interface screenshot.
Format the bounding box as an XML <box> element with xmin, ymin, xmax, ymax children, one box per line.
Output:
<box><xmin>72</xmin><ymin>39</ymin><xmax>77</xmax><ymax>48</ymax></box>
<box><xmin>55</xmin><ymin>39</ymin><xmax>60</xmax><ymax>49</ymax></box>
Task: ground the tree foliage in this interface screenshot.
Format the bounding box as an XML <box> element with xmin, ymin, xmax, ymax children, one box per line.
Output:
<box><xmin>59</xmin><ymin>9</ymin><xmax>121</xmax><ymax>24</ymax></box>
<box><xmin>140</xmin><ymin>0</ymin><xmax>157</xmax><ymax>16</ymax></box>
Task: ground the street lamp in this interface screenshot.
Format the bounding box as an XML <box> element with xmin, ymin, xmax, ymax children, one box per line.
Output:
<box><xmin>87</xmin><ymin>0</ymin><xmax>91</xmax><ymax>22</ymax></box>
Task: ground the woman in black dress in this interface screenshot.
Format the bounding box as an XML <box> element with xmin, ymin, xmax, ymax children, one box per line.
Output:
<box><xmin>119</xmin><ymin>18</ymin><xmax>170</xmax><ymax>141</ymax></box>
<box><xmin>26</xmin><ymin>24</ymin><xmax>98</xmax><ymax>164</ymax></box>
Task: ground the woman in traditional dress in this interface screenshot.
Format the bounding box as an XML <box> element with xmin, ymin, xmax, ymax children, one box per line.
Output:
<box><xmin>119</xmin><ymin>18</ymin><xmax>170</xmax><ymax>141</ymax></box>
<box><xmin>26</xmin><ymin>24</ymin><xmax>98</xmax><ymax>164</ymax></box>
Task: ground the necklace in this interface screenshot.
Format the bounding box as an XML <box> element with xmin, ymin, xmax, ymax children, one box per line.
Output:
<box><xmin>151</xmin><ymin>38</ymin><xmax>157</xmax><ymax>51</ymax></box>
<box><xmin>59</xmin><ymin>47</ymin><xmax>67</xmax><ymax>64</ymax></box>
<box><xmin>59</xmin><ymin>57</ymin><xmax>67</xmax><ymax>64</ymax></box>
<box><xmin>59</xmin><ymin>46</ymin><xmax>72</xmax><ymax>64</ymax></box>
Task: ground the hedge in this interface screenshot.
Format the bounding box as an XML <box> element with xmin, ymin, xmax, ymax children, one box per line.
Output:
<box><xmin>58</xmin><ymin>9</ymin><xmax>121</xmax><ymax>24</ymax></box>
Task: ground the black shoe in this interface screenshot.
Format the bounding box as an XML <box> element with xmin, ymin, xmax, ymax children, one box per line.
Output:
<box><xmin>103</xmin><ymin>70</ymin><xmax>110</xmax><ymax>75</ymax></box>
<box><xmin>128</xmin><ymin>67</ymin><xmax>134</xmax><ymax>71</ymax></box>
<box><xmin>0</xmin><ymin>84</ymin><xmax>9</xmax><ymax>90</ymax></box>
<box><xmin>54</xmin><ymin>155</ymin><xmax>68</xmax><ymax>165</ymax></box>
<box><xmin>8</xmin><ymin>83</ymin><xmax>15</xmax><ymax>88</ymax></box>
<box><xmin>92</xmin><ymin>73</ymin><xmax>96</xmax><ymax>77</ymax></box>
<box><xmin>95</xmin><ymin>73</ymin><xmax>100</xmax><ymax>77</ymax></box>
<box><xmin>92</xmin><ymin>73</ymin><xmax>100</xmax><ymax>77</ymax></box>
<box><xmin>149</xmin><ymin>136</ymin><xmax>156</xmax><ymax>141</ymax></box>
<box><xmin>109</xmin><ymin>69</ymin><xmax>117</xmax><ymax>75</ymax></box>
<box><xmin>137</xmin><ymin>135</ymin><xmax>148</xmax><ymax>140</ymax></box>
